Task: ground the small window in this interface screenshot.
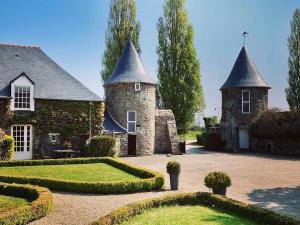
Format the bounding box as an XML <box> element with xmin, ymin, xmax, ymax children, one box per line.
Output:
<box><xmin>135</xmin><ymin>83</ymin><xmax>141</xmax><ymax>91</ymax></box>
<box><xmin>14</xmin><ymin>86</ymin><xmax>31</xmax><ymax>110</ymax></box>
<box><xmin>242</xmin><ymin>90</ymin><xmax>250</xmax><ymax>114</ymax></box>
<box><xmin>127</xmin><ymin>111</ymin><xmax>136</xmax><ymax>133</ymax></box>
<box><xmin>49</xmin><ymin>133</ymin><xmax>60</xmax><ymax>144</ymax></box>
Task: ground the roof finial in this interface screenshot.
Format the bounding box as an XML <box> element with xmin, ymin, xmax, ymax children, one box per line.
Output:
<box><xmin>242</xmin><ymin>31</ymin><xmax>249</xmax><ymax>47</ymax></box>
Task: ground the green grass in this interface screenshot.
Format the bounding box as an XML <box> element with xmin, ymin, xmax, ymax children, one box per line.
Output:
<box><xmin>179</xmin><ymin>130</ymin><xmax>202</xmax><ymax>141</ymax></box>
<box><xmin>0</xmin><ymin>163</ymin><xmax>141</xmax><ymax>182</ymax></box>
<box><xmin>120</xmin><ymin>205</ymin><xmax>259</xmax><ymax>225</ymax></box>
<box><xmin>0</xmin><ymin>195</ymin><xmax>29</xmax><ymax>213</ymax></box>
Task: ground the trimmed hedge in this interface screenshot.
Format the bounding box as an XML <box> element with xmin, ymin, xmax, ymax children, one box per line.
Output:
<box><xmin>0</xmin><ymin>182</ymin><xmax>53</xmax><ymax>224</ymax></box>
<box><xmin>85</xmin><ymin>136</ymin><xmax>118</xmax><ymax>157</ymax></box>
<box><xmin>1</xmin><ymin>135</ymin><xmax>15</xmax><ymax>161</ymax></box>
<box><xmin>0</xmin><ymin>157</ymin><xmax>164</xmax><ymax>194</ymax></box>
<box><xmin>91</xmin><ymin>192</ymin><xmax>300</xmax><ymax>225</ymax></box>
<box><xmin>196</xmin><ymin>131</ymin><xmax>225</xmax><ymax>149</ymax></box>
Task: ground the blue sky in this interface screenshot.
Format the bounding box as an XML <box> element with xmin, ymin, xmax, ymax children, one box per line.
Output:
<box><xmin>0</xmin><ymin>0</ymin><xmax>299</xmax><ymax>117</ymax></box>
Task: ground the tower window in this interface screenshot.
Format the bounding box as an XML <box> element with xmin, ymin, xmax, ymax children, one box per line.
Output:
<box><xmin>242</xmin><ymin>90</ymin><xmax>250</xmax><ymax>114</ymax></box>
<box><xmin>135</xmin><ymin>83</ymin><xmax>141</xmax><ymax>91</ymax></box>
<box><xmin>127</xmin><ymin>111</ymin><xmax>137</xmax><ymax>133</ymax></box>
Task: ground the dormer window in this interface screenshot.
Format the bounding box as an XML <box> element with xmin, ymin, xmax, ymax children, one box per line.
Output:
<box><xmin>135</xmin><ymin>82</ymin><xmax>141</xmax><ymax>91</ymax></box>
<box><xmin>242</xmin><ymin>90</ymin><xmax>250</xmax><ymax>114</ymax></box>
<box><xmin>10</xmin><ymin>73</ymin><xmax>35</xmax><ymax>111</ymax></box>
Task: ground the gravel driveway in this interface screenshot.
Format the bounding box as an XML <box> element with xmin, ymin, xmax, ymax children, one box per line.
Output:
<box><xmin>30</xmin><ymin>143</ymin><xmax>300</xmax><ymax>225</ymax></box>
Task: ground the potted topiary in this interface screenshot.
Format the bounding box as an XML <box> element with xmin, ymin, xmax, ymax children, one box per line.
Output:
<box><xmin>166</xmin><ymin>161</ymin><xmax>181</xmax><ymax>190</ymax></box>
<box><xmin>204</xmin><ymin>171</ymin><xmax>231</xmax><ymax>196</ymax></box>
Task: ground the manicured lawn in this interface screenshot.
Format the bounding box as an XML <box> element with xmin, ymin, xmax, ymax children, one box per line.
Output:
<box><xmin>0</xmin><ymin>195</ymin><xmax>29</xmax><ymax>213</ymax></box>
<box><xmin>0</xmin><ymin>163</ymin><xmax>140</xmax><ymax>182</ymax></box>
<box><xmin>120</xmin><ymin>205</ymin><xmax>259</xmax><ymax>225</ymax></box>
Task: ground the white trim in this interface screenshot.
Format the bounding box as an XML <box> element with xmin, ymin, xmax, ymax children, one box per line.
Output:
<box><xmin>242</xmin><ymin>90</ymin><xmax>250</xmax><ymax>114</ymax></box>
<box><xmin>134</xmin><ymin>82</ymin><xmax>141</xmax><ymax>91</ymax></box>
<box><xmin>49</xmin><ymin>133</ymin><xmax>60</xmax><ymax>143</ymax></box>
<box><xmin>10</xmin><ymin>75</ymin><xmax>35</xmax><ymax>111</ymax></box>
<box><xmin>127</xmin><ymin>111</ymin><xmax>137</xmax><ymax>134</ymax></box>
<box><xmin>11</xmin><ymin>124</ymin><xmax>33</xmax><ymax>160</ymax></box>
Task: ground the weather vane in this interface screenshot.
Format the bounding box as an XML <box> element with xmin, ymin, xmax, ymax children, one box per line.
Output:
<box><xmin>242</xmin><ymin>31</ymin><xmax>249</xmax><ymax>47</ymax></box>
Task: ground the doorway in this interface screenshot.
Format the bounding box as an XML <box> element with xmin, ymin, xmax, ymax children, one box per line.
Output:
<box><xmin>239</xmin><ymin>128</ymin><xmax>249</xmax><ymax>150</ymax></box>
<box><xmin>128</xmin><ymin>134</ymin><xmax>136</xmax><ymax>155</ymax></box>
<box><xmin>11</xmin><ymin>125</ymin><xmax>32</xmax><ymax>160</ymax></box>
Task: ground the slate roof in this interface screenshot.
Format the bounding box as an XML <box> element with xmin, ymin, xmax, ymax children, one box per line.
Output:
<box><xmin>104</xmin><ymin>40</ymin><xmax>156</xmax><ymax>86</ymax></box>
<box><xmin>103</xmin><ymin>110</ymin><xmax>126</xmax><ymax>133</ymax></box>
<box><xmin>220</xmin><ymin>47</ymin><xmax>270</xmax><ymax>90</ymax></box>
<box><xmin>0</xmin><ymin>44</ymin><xmax>102</xmax><ymax>101</ymax></box>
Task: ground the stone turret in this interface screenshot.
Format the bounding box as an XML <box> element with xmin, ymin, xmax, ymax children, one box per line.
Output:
<box><xmin>104</xmin><ymin>41</ymin><xmax>156</xmax><ymax>156</ymax></box>
<box><xmin>220</xmin><ymin>47</ymin><xmax>270</xmax><ymax>151</ymax></box>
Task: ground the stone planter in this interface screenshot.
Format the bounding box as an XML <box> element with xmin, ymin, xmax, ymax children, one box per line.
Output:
<box><xmin>212</xmin><ymin>187</ymin><xmax>227</xmax><ymax>196</ymax></box>
<box><xmin>169</xmin><ymin>174</ymin><xmax>179</xmax><ymax>190</ymax></box>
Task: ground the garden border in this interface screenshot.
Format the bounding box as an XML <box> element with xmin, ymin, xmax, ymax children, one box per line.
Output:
<box><xmin>0</xmin><ymin>157</ymin><xmax>164</xmax><ymax>194</ymax></box>
<box><xmin>91</xmin><ymin>192</ymin><xmax>300</xmax><ymax>225</ymax></box>
<box><xmin>0</xmin><ymin>182</ymin><xmax>53</xmax><ymax>224</ymax></box>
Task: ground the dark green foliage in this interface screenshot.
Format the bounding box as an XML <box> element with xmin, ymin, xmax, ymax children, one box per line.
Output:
<box><xmin>249</xmin><ymin>108</ymin><xmax>300</xmax><ymax>139</ymax></box>
<box><xmin>0</xmin><ymin>99</ymin><xmax>11</xmax><ymax>128</ymax></box>
<box><xmin>0</xmin><ymin>157</ymin><xmax>164</xmax><ymax>194</ymax></box>
<box><xmin>0</xmin><ymin>129</ymin><xmax>4</xmax><ymax>144</ymax></box>
<box><xmin>0</xmin><ymin>182</ymin><xmax>53</xmax><ymax>224</ymax></box>
<box><xmin>203</xmin><ymin>116</ymin><xmax>219</xmax><ymax>129</ymax></box>
<box><xmin>85</xmin><ymin>136</ymin><xmax>118</xmax><ymax>157</ymax></box>
<box><xmin>166</xmin><ymin>161</ymin><xmax>181</xmax><ymax>175</ymax></box>
<box><xmin>196</xmin><ymin>131</ymin><xmax>225</xmax><ymax>149</ymax></box>
<box><xmin>156</xmin><ymin>0</ymin><xmax>205</xmax><ymax>132</ymax></box>
<box><xmin>91</xmin><ymin>192</ymin><xmax>300</xmax><ymax>225</ymax></box>
<box><xmin>204</xmin><ymin>172</ymin><xmax>231</xmax><ymax>191</ymax></box>
<box><xmin>286</xmin><ymin>9</ymin><xmax>300</xmax><ymax>110</ymax></box>
<box><xmin>1</xmin><ymin>135</ymin><xmax>15</xmax><ymax>161</ymax></box>
<box><xmin>101</xmin><ymin>0</ymin><xmax>141</xmax><ymax>82</ymax></box>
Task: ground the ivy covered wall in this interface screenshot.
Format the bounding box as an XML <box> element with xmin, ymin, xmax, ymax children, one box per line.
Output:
<box><xmin>0</xmin><ymin>98</ymin><xmax>104</xmax><ymax>158</ymax></box>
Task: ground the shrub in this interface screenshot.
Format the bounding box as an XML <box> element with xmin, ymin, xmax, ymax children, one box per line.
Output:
<box><xmin>0</xmin><ymin>129</ymin><xmax>4</xmax><ymax>144</ymax></box>
<box><xmin>91</xmin><ymin>192</ymin><xmax>300</xmax><ymax>225</ymax></box>
<box><xmin>85</xmin><ymin>136</ymin><xmax>118</xmax><ymax>157</ymax></box>
<box><xmin>0</xmin><ymin>182</ymin><xmax>53</xmax><ymax>224</ymax></box>
<box><xmin>204</xmin><ymin>172</ymin><xmax>231</xmax><ymax>191</ymax></box>
<box><xmin>0</xmin><ymin>157</ymin><xmax>164</xmax><ymax>194</ymax></box>
<box><xmin>1</xmin><ymin>135</ymin><xmax>14</xmax><ymax>161</ymax></box>
<box><xmin>196</xmin><ymin>131</ymin><xmax>225</xmax><ymax>149</ymax></box>
<box><xmin>203</xmin><ymin>116</ymin><xmax>219</xmax><ymax>129</ymax></box>
<box><xmin>166</xmin><ymin>161</ymin><xmax>181</xmax><ymax>175</ymax></box>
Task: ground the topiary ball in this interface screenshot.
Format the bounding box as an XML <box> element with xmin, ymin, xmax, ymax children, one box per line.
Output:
<box><xmin>166</xmin><ymin>161</ymin><xmax>181</xmax><ymax>175</ymax></box>
<box><xmin>204</xmin><ymin>171</ymin><xmax>231</xmax><ymax>190</ymax></box>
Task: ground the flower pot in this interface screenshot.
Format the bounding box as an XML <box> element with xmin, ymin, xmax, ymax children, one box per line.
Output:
<box><xmin>169</xmin><ymin>174</ymin><xmax>179</xmax><ymax>190</ymax></box>
<box><xmin>212</xmin><ymin>187</ymin><xmax>227</xmax><ymax>196</ymax></box>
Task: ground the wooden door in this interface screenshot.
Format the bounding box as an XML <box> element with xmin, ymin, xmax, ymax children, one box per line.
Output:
<box><xmin>128</xmin><ymin>134</ymin><xmax>136</xmax><ymax>156</ymax></box>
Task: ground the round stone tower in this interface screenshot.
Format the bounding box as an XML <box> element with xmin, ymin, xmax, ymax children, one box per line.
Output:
<box><xmin>104</xmin><ymin>41</ymin><xmax>156</xmax><ymax>156</ymax></box>
<box><xmin>220</xmin><ymin>47</ymin><xmax>270</xmax><ymax>151</ymax></box>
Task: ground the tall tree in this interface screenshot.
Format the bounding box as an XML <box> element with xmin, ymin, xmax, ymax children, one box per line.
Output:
<box><xmin>286</xmin><ymin>9</ymin><xmax>300</xmax><ymax>110</ymax></box>
<box><xmin>101</xmin><ymin>0</ymin><xmax>141</xmax><ymax>81</ymax></box>
<box><xmin>156</xmin><ymin>0</ymin><xmax>205</xmax><ymax>132</ymax></box>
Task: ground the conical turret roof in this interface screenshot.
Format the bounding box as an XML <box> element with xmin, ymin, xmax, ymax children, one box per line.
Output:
<box><xmin>220</xmin><ymin>47</ymin><xmax>270</xmax><ymax>90</ymax></box>
<box><xmin>104</xmin><ymin>40</ymin><xmax>156</xmax><ymax>86</ymax></box>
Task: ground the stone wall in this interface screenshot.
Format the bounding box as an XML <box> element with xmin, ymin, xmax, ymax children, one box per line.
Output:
<box><xmin>155</xmin><ymin>109</ymin><xmax>180</xmax><ymax>154</ymax></box>
<box><xmin>0</xmin><ymin>99</ymin><xmax>11</xmax><ymax>130</ymax></box>
<box><xmin>0</xmin><ymin>98</ymin><xmax>104</xmax><ymax>158</ymax></box>
<box><xmin>105</xmin><ymin>83</ymin><xmax>156</xmax><ymax>156</ymax></box>
<box><xmin>220</xmin><ymin>87</ymin><xmax>268</xmax><ymax>151</ymax></box>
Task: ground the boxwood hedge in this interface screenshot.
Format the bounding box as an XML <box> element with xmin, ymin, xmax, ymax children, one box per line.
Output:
<box><xmin>0</xmin><ymin>157</ymin><xmax>164</xmax><ymax>194</ymax></box>
<box><xmin>0</xmin><ymin>182</ymin><xmax>53</xmax><ymax>224</ymax></box>
<box><xmin>91</xmin><ymin>192</ymin><xmax>300</xmax><ymax>225</ymax></box>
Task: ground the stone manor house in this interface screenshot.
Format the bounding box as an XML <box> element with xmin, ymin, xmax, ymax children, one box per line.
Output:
<box><xmin>0</xmin><ymin>42</ymin><xmax>179</xmax><ymax>160</ymax></box>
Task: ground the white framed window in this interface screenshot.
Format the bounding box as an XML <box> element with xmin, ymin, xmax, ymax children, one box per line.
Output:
<box><xmin>11</xmin><ymin>125</ymin><xmax>33</xmax><ymax>160</ymax></box>
<box><xmin>10</xmin><ymin>74</ymin><xmax>34</xmax><ymax>111</ymax></box>
<box><xmin>49</xmin><ymin>133</ymin><xmax>60</xmax><ymax>144</ymax></box>
<box><xmin>242</xmin><ymin>90</ymin><xmax>250</xmax><ymax>114</ymax></box>
<box><xmin>127</xmin><ymin>111</ymin><xmax>137</xmax><ymax>133</ymax></box>
<box><xmin>134</xmin><ymin>82</ymin><xmax>141</xmax><ymax>91</ymax></box>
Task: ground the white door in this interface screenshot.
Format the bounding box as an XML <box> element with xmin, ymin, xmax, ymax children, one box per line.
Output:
<box><xmin>11</xmin><ymin>125</ymin><xmax>33</xmax><ymax>160</ymax></box>
<box><xmin>239</xmin><ymin>128</ymin><xmax>249</xmax><ymax>149</ymax></box>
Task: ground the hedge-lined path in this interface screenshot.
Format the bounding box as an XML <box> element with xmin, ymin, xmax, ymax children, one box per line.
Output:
<box><xmin>30</xmin><ymin>143</ymin><xmax>300</xmax><ymax>225</ymax></box>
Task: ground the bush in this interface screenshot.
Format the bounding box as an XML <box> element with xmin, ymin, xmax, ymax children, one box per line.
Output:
<box><xmin>1</xmin><ymin>135</ymin><xmax>14</xmax><ymax>161</ymax></box>
<box><xmin>196</xmin><ymin>131</ymin><xmax>225</xmax><ymax>149</ymax></box>
<box><xmin>203</xmin><ymin>116</ymin><xmax>219</xmax><ymax>129</ymax></box>
<box><xmin>85</xmin><ymin>136</ymin><xmax>118</xmax><ymax>157</ymax></box>
<box><xmin>0</xmin><ymin>129</ymin><xmax>4</xmax><ymax>144</ymax></box>
<box><xmin>0</xmin><ymin>182</ymin><xmax>53</xmax><ymax>224</ymax></box>
<box><xmin>91</xmin><ymin>192</ymin><xmax>300</xmax><ymax>225</ymax></box>
<box><xmin>166</xmin><ymin>161</ymin><xmax>181</xmax><ymax>175</ymax></box>
<box><xmin>0</xmin><ymin>157</ymin><xmax>164</xmax><ymax>194</ymax></box>
<box><xmin>204</xmin><ymin>172</ymin><xmax>231</xmax><ymax>191</ymax></box>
